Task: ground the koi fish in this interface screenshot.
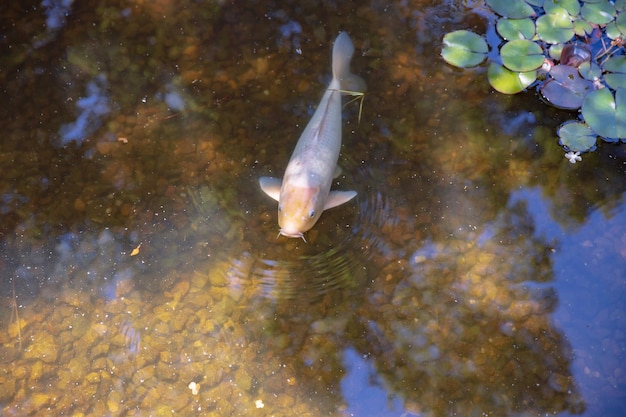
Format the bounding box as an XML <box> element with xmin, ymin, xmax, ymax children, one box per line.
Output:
<box><xmin>259</xmin><ymin>32</ymin><xmax>366</xmax><ymax>240</ymax></box>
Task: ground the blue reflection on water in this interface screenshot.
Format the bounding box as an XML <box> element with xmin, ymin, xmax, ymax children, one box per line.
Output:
<box><xmin>341</xmin><ymin>348</ymin><xmax>412</xmax><ymax>417</ymax></box>
<box><xmin>509</xmin><ymin>186</ymin><xmax>626</xmax><ymax>417</ymax></box>
<box><xmin>41</xmin><ymin>0</ymin><xmax>73</xmax><ymax>30</ymax></box>
<box><xmin>156</xmin><ymin>83</ymin><xmax>186</xmax><ymax>111</ymax></box>
<box><xmin>59</xmin><ymin>75</ymin><xmax>110</xmax><ymax>146</ymax></box>
<box><xmin>1</xmin><ymin>192</ymin><xmax>28</xmax><ymax>215</ymax></box>
<box><xmin>269</xmin><ymin>10</ymin><xmax>303</xmax><ymax>53</ymax></box>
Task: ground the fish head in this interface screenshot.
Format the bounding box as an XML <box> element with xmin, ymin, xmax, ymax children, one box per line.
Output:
<box><xmin>277</xmin><ymin>183</ymin><xmax>324</xmax><ymax>238</ymax></box>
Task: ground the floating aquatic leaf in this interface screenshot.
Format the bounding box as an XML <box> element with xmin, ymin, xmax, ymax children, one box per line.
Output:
<box><xmin>501</xmin><ymin>39</ymin><xmax>545</xmax><ymax>71</ymax></box>
<box><xmin>486</xmin><ymin>0</ymin><xmax>537</xmax><ymax>18</ymax></box>
<box><xmin>605</xmin><ymin>21</ymin><xmax>623</xmax><ymax>39</ymax></box>
<box><xmin>558</xmin><ymin>121</ymin><xmax>597</xmax><ymax>152</ymax></box>
<box><xmin>548</xmin><ymin>43</ymin><xmax>565</xmax><ymax>61</ymax></box>
<box><xmin>441</xmin><ymin>30</ymin><xmax>489</xmax><ymax>68</ymax></box>
<box><xmin>536</xmin><ymin>8</ymin><xmax>575</xmax><ymax>43</ymax></box>
<box><xmin>544</xmin><ymin>0</ymin><xmax>580</xmax><ymax>16</ymax></box>
<box><xmin>496</xmin><ymin>18</ymin><xmax>536</xmax><ymax>40</ymax></box>
<box><xmin>616</xmin><ymin>12</ymin><xmax>626</xmax><ymax>35</ymax></box>
<box><xmin>578</xmin><ymin>61</ymin><xmax>602</xmax><ymax>81</ymax></box>
<box><xmin>488</xmin><ymin>62</ymin><xmax>537</xmax><ymax>94</ymax></box>
<box><xmin>581</xmin><ymin>87</ymin><xmax>626</xmax><ymax>140</ymax></box>
<box><xmin>541</xmin><ymin>65</ymin><xmax>593</xmax><ymax>109</ymax></box>
<box><xmin>603</xmin><ymin>56</ymin><xmax>626</xmax><ymax>90</ymax></box>
<box><xmin>573</xmin><ymin>18</ymin><xmax>594</xmax><ymax>36</ymax></box>
<box><xmin>441</xmin><ymin>0</ymin><xmax>625</xmax><ymax>153</ymax></box>
<box><xmin>560</xmin><ymin>43</ymin><xmax>591</xmax><ymax>67</ymax></box>
<box><xmin>581</xmin><ymin>0</ymin><xmax>616</xmax><ymax>25</ymax></box>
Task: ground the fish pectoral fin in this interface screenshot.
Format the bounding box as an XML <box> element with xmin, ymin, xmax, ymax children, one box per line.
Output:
<box><xmin>333</xmin><ymin>166</ymin><xmax>342</xmax><ymax>179</ymax></box>
<box><xmin>259</xmin><ymin>177</ymin><xmax>282</xmax><ymax>201</ymax></box>
<box><xmin>324</xmin><ymin>190</ymin><xmax>357</xmax><ymax>210</ymax></box>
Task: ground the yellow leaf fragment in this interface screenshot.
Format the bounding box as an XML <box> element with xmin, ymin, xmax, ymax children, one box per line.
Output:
<box><xmin>130</xmin><ymin>243</ymin><xmax>142</xmax><ymax>256</ymax></box>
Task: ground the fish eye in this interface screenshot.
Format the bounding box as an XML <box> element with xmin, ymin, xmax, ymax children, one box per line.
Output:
<box><xmin>308</xmin><ymin>210</ymin><xmax>315</xmax><ymax>218</ymax></box>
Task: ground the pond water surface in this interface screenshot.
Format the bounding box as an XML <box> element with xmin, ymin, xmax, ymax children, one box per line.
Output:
<box><xmin>1</xmin><ymin>1</ymin><xmax>625</xmax><ymax>417</ymax></box>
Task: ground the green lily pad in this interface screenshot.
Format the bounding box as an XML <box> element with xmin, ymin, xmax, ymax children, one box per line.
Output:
<box><xmin>573</xmin><ymin>18</ymin><xmax>594</xmax><ymax>36</ymax></box>
<box><xmin>549</xmin><ymin>43</ymin><xmax>565</xmax><ymax>61</ymax></box>
<box><xmin>605</xmin><ymin>21</ymin><xmax>624</xmax><ymax>39</ymax></box>
<box><xmin>581</xmin><ymin>87</ymin><xmax>626</xmax><ymax>140</ymax></box>
<box><xmin>558</xmin><ymin>121</ymin><xmax>597</xmax><ymax>152</ymax></box>
<box><xmin>536</xmin><ymin>8</ymin><xmax>575</xmax><ymax>43</ymax></box>
<box><xmin>615</xmin><ymin>12</ymin><xmax>626</xmax><ymax>35</ymax></box>
<box><xmin>540</xmin><ymin>65</ymin><xmax>593</xmax><ymax>109</ymax></box>
<box><xmin>496</xmin><ymin>18</ymin><xmax>536</xmax><ymax>40</ymax></box>
<box><xmin>501</xmin><ymin>39</ymin><xmax>545</xmax><ymax>71</ymax></box>
<box><xmin>604</xmin><ymin>56</ymin><xmax>626</xmax><ymax>89</ymax></box>
<box><xmin>581</xmin><ymin>0</ymin><xmax>616</xmax><ymax>25</ymax></box>
<box><xmin>485</xmin><ymin>0</ymin><xmax>537</xmax><ymax>18</ymax></box>
<box><xmin>544</xmin><ymin>0</ymin><xmax>580</xmax><ymax>16</ymax></box>
<box><xmin>441</xmin><ymin>30</ymin><xmax>489</xmax><ymax>68</ymax></box>
<box><xmin>578</xmin><ymin>61</ymin><xmax>602</xmax><ymax>81</ymax></box>
<box><xmin>488</xmin><ymin>62</ymin><xmax>537</xmax><ymax>94</ymax></box>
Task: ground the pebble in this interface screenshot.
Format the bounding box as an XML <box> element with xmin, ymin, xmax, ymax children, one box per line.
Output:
<box><xmin>24</xmin><ymin>332</ymin><xmax>59</xmax><ymax>363</ymax></box>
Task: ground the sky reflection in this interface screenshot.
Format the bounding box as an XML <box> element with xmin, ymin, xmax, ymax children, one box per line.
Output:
<box><xmin>59</xmin><ymin>74</ymin><xmax>110</xmax><ymax>146</ymax></box>
<box><xmin>512</xmin><ymin>188</ymin><xmax>626</xmax><ymax>416</ymax></box>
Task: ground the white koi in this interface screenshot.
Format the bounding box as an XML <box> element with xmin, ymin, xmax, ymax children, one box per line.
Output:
<box><xmin>259</xmin><ymin>32</ymin><xmax>366</xmax><ymax>240</ymax></box>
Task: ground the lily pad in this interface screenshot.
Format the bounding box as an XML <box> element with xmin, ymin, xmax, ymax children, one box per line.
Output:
<box><xmin>558</xmin><ymin>121</ymin><xmax>597</xmax><ymax>152</ymax></box>
<box><xmin>616</xmin><ymin>12</ymin><xmax>626</xmax><ymax>34</ymax></box>
<box><xmin>541</xmin><ymin>65</ymin><xmax>593</xmax><ymax>109</ymax></box>
<box><xmin>581</xmin><ymin>87</ymin><xmax>626</xmax><ymax>140</ymax></box>
<box><xmin>560</xmin><ymin>43</ymin><xmax>591</xmax><ymax>67</ymax></box>
<box><xmin>581</xmin><ymin>0</ymin><xmax>616</xmax><ymax>25</ymax></box>
<box><xmin>605</xmin><ymin>21</ymin><xmax>624</xmax><ymax>39</ymax></box>
<box><xmin>488</xmin><ymin>62</ymin><xmax>537</xmax><ymax>94</ymax></box>
<box><xmin>578</xmin><ymin>61</ymin><xmax>602</xmax><ymax>81</ymax></box>
<box><xmin>548</xmin><ymin>43</ymin><xmax>565</xmax><ymax>61</ymax></box>
<box><xmin>486</xmin><ymin>0</ymin><xmax>537</xmax><ymax>18</ymax></box>
<box><xmin>496</xmin><ymin>18</ymin><xmax>536</xmax><ymax>40</ymax></box>
<box><xmin>441</xmin><ymin>30</ymin><xmax>489</xmax><ymax>68</ymax></box>
<box><xmin>500</xmin><ymin>39</ymin><xmax>545</xmax><ymax>71</ymax></box>
<box><xmin>604</xmin><ymin>56</ymin><xmax>626</xmax><ymax>89</ymax></box>
<box><xmin>543</xmin><ymin>0</ymin><xmax>580</xmax><ymax>16</ymax></box>
<box><xmin>536</xmin><ymin>8</ymin><xmax>575</xmax><ymax>43</ymax></box>
<box><xmin>573</xmin><ymin>19</ymin><xmax>594</xmax><ymax>36</ymax></box>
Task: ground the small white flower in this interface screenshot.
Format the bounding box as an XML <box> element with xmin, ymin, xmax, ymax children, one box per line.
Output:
<box><xmin>188</xmin><ymin>381</ymin><xmax>200</xmax><ymax>395</ymax></box>
<box><xmin>565</xmin><ymin>151</ymin><xmax>582</xmax><ymax>164</ymax></box>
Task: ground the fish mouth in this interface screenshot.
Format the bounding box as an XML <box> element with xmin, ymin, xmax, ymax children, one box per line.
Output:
<box><xmin>278</xmin><ymin>229</ymin><xmax>307</xmax><ymax>242</ymax></box>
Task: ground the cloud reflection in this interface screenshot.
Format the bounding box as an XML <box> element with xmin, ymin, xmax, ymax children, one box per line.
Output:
<box><xmin>59</xmin><ymin>75</ymin><xmax>110</xmax><ymax>146</ymax></box>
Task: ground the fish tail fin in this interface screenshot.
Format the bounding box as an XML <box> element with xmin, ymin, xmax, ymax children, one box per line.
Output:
<box><xmin>331</xmin><ymin>32</ymin><xmax>367</xmax><ymax>93</ymax></box>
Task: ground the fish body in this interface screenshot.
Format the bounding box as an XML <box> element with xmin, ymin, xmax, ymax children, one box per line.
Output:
<box><xmin>259</xmin><ymin>32</ymin><xmax>365</xmax><ymax>239</ymax></box>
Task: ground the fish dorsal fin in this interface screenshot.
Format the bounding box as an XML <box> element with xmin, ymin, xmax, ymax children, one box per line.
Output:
<box><xmin>324</xmin><ymin>190</ymin><xmax>357</xmax><ymax>210</ymax></box>
<box><xmin>259</xmin><ymin>177</ymin><xmax>282</xmax><ymax>201</ymax></box>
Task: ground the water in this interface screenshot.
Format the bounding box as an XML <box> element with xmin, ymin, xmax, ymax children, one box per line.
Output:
<box><xmin>1</xmin><ymin>1</ymin><xmax>625</xmax><ymax>416</ymax></box>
